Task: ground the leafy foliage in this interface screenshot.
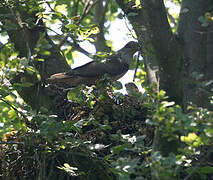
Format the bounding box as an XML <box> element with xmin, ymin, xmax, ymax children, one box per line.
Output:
<box><xmin>1</xmin><ymin>81</ymin><xmax>212</xmax><ymax>179</ymax></box>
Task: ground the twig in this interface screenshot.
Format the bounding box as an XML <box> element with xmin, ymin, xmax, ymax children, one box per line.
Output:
<box><xmin>46</xmin><ymin>26</ymin><xmax>92</xmax><ymax>58</ymax></box>
<box><xmin>0</xmin><ymin>98</ymin><xmax>22</xmax><ymax>116</ymax></box>
<box><xmin>0</xmin><ymin>98</ymin><xmax>31</xmax><ymax>127</ymax></box>
<box><xmin>74</xmin><ymin>0</ymin><xmax>81</xmax><ymax>16</ymax></box>
<box><xmin>124</xmin><ymin>15</ymin><xmax>137</xmax><ymax>40</ymax></box>
<box><xmin>167</xmin><ymin>13</ymin><xmax>177</xmax><ymax>27</ymax></box>
<box><xmin>0</xmin><ymin>41</ymin><xmax>7</xmax><ymax>51</ymax></box>
<box><xmin>133</xmin><ymin>51</ymin><xmax>141</xmax><ymax>81</ymax></box>
<box><xmin>45</xmin><ymin>1</ymin><xmax>55</xmax><ymax>13</ymax></box>
<box><xmin>44</xmin><ymin>1</ymin><xmax>95</xmax><ymax>59</ymax></box>
<box><xmin>78</xmin><ymin>0</ymin><xmax>99</xmax><ymax>24</ymax></box>
<box><xmin>45</xmin><ymin>26</ymin><xmax>62</xmax><ymax>36</ymax></box>
<box><xmin>66</xmin><ymin>40</ymin><xmax>93</xmax><ymax>58</ymax></box>
<box><xmin>0</xmin><ymin>141</ymin><xmax>24</xmax><ymax>145</ymax></box>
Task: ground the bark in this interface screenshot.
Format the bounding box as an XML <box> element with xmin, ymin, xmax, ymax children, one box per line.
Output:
<box><xmin>141</xmin><ymin>0</ymin><xmax>183</xmax><ymax>106</ymax></box>
<box><xmin>116</xmin><ymin>0</ymin><xmax>183</xmax><ymax>158</ymax></box>
<box><xmin>116</xmin><ymin>0</ymin><xmax>184</xmax><ymax>106</ymax></box>
<box><xmin>178</xmin><ymin>0</ymin><xmax>213</xmax><ymax>110</ymax></box>
<box><xmin>116</xmin><ymin>0</ymin><xmax>159</xmax><ymax>90</ymax></box>
<box><xmin>116</xmin><ymin>0</ymin><xmax>213</xmax><ymax>159</ymax></box>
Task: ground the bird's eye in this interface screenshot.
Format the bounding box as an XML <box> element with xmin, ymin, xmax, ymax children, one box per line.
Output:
<box><xmin>126</xmin><ymin>42</ymin><xmax>137</xmax><ymax>49</ymax></box>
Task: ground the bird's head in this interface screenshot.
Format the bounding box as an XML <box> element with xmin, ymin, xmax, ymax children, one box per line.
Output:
<box><xmin>118</xmin><ymin>41</ymin><xmax>139</xmax><ymax>65</ymax></box>
<box><xmin>123</xmin><ymin>41</ymin><xmax>139</xmax><ymax>54</ymax></box>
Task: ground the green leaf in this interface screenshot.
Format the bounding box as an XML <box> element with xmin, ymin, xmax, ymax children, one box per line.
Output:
<box><xmin>40</xmin><ymin>49</ymin><xmax>51</xmax><ymax>56</ymax></box>
<box><xmin>13</xmin><ymin>82</ymin><xmax>34</xmax><ymax>88</ymax></box>
<box><xmin>112</xmin><ymin>81</ymin><xmax>123</xmax><ymax>90</ymax></box>
<box><xmin>66</xmin><ymin>23</ymin><xmax>78</xmax><ymax>31</ymax></box>
<box><xmin>200</xmin><ymin>166</ymin><xmax>213</xmax><ymax>174</ymax></box>
<box><xmin>0</xmin><ymin>88</ymin><xmax>10</xmax><ymax>98</ymax></box>
<box><xmin>135</xmin><ymin>0</ymin><xmax>142</xmax><ymax>8</ymax></box>
<box><xmin>37</xmin><ymin>58</ymin><xmax>45</xmax><ymax>62</ymax></box>
<box><xmin>111</xmin><ymin>144</ymin><xmax>130</xmax><ymax>154</ymax></box>
<box><xmin>157</xmin><ymin>90</ymin><xmax>166</xmax><ymax>99</ymax></box>
<box><xmin>64</xmin><ymin>47</ymin><xmax>73</xmax><ymax>65</ymax></box>
<box><xmin>198</xmin><ymin>16</ymin><xmax>209</xmax><ymax>27</ymax></box>
<box><xmin>26</xmin><ymin>66</ymin><xmax>36</xmax><ymax>74</ymax></box>
<box><xmin>8</xmin><ymin>109</ymin><xmax>17</xmax><ymax>120</ymax></box>
<box><xmin>127</xmin><ymin>12</ymin><xmax>138</xmax><ymax>17</ymax></box>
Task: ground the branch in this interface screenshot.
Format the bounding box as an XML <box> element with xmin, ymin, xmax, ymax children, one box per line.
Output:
<box><xmin>0</xmin><ymin>98</ymin><xmax>32</xmax><ymax>127</ymax></box>
<box><xmin>46</xmin><ymin>26</ymin><xmax>93</xmax><ymax>58</ymax></box>
<box><xmin>79</xmin><ymin>0</ymin><xmax>99</xmax><ymax>24</ymax></box>
<box><xmin>66</xmin><ymin>39</ymin><xmax>93</xmax><ymax>58</ymax></box>
<box><xmin>167</xmin><ymin>12</ymin><xmax>177</xmax><ymax>27</ymax></box>
<box><xmin>0</xmin><ymin>141</ymin><xmax>24</xmax><ymax>145</ymax></box>
<box><xmin>133</xmin><ymin>52</ymin><xmax>140</xmax><ymax>81</ymax></box>
<box><xmin>116</xmin><ymin>0</ymin><xmax>160</xmax><ymax>88</ymax></box>
<box><xmin>74</xmin><ymin>0</ymin><xmax>81</xmax><ymax>16</ymax></box>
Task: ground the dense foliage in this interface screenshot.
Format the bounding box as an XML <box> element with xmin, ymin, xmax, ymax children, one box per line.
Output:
<box><xmin>0</xmin><ymin>0</ymin><xmax>213</xmax><ymax>179</ymax></box>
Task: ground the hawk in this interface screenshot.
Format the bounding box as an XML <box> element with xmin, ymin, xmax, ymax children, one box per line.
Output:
<box><xmin>47</xmin><ymin>41</ymin><xmax>138</xmax><ymax>88</ymax></box>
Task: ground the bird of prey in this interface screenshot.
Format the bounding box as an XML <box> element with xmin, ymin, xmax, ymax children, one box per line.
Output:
<box><xmin>47</xmin><ymin>41</ymin><xmax>138</xmax><ymax>88</ymax></box>
<box><xmin>125</xmin><ymin>82</ymin><xmax>140</xmax><ymax>95</ymax></box>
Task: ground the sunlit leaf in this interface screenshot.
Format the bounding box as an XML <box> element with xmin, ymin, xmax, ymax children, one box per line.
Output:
<box><xmin>135</xmin><ymin>0</ymin><xmax>142</xmax><ymax>8</ymax></box>
<box><xmin>37</xmin><ymin>58</ymin><xmax>45</xmax><ymax>62</ymax></box>
<box><xmin>180</xmin><ymin>132</ymin><xmax>202</xmax><ymax>147</ymax></box>
<box><xmin>40</xmin><ymin>50</ymin><xmax>51</xmax><ymax>56</ymax></box>
<box><xmin>161</xmin><ymin>101</ymin><xmax>175</xmax><ymax>107</ymax></box>
<box><xmin>157</xmin><ymin>90</ymin><xmax>166</xmax><ymax>99</ymax></box>
<box><xmin>55</xmin><ymin>4</ymin><xmax>67</xmax><ymax>15</ymax></box>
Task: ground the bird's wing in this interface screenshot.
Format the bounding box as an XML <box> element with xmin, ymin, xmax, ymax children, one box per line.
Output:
<box><xmin>68</xmin><ymin>54</ymin><xmax>129</xmax><ymax>78</ymax></box>
<box><xmin>47</xmin><ymin>54</ymin><xmax>130</xmax><ymax>87</ymax></box>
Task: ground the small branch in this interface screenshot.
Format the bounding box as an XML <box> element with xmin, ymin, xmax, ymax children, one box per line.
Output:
<box><xmin>46</xmin><ymin>27</ymin><xmax>92</xmax><ymax>58</ymax></box>
<box><xmin>44</xmin><ymin>29</ymin><xmax>56</xmax><ymax>47</ymax></box>
<box><xmin>0</xmin><ymin>98</ymin><xmax>31</xmax><ymax>127</ymax></box>
<box><xmin>124</xmin><ymin>16</ymin><xmax>136</xmax><ymax>39</ymax></box>
<box><xmin>92</xmin><ymin>0</ymin><xmax>110</xmax><ymax>52</ymax></box>
<box><xmin>0</xmin><ymin>41</ymin><xmax>6</xmax><ymax>51</ymax></box>
<box><xmin>45</xmin><ymin>1</ymin><xmax>55</xmax><ymax>13</ymax></box>
<box><xmin>74</xmin><ymin>0</ymin><xmax>81</xmax><ymax>16</ymax></box>
<box><xmin>0</xmin><ymin>141</ymin><xmax>24</xmax><ymax>145</ymax></box>
<box><xmin>133</xmin><ymin>52</ymin><xmax>140</xmax><ymax>81</ymax></box>
<box><xmin>45</xmin><ymin>26</ymin><xmax>62</xmax><ymax>36</ymax></box>
<box><xmin>78</xmin><ymin>0</ymin><xmax>99</xmax><ymax>24</ymax></box>
<box><xmin>167</xmin><ymin>13</ymin><xmax>177</xmax><ymax>27</ymax></box>
<box><xmin>66</xmin><ymin>40</ymin><xmax>93</xmax><ymax>58</ymax></box>
<box><xmin>0</xmin><ymin>98</ymin><xmax>23</xmax><ymax>116</ymax></box>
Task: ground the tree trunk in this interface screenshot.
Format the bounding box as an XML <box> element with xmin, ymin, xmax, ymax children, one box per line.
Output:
<box><xmin>116</xmin><ymin>0</ymin><xmax>184</xmax><ymax>106</ymax></box>
<box><xmin>178</xmin><ymin>0</ymin><xmax>213</xmax><ymax>110</ymax></box>
<box><xmin>115</xmin><ymin>0</ymin><xmax>213</xmax><ymax>159</ymax></box>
